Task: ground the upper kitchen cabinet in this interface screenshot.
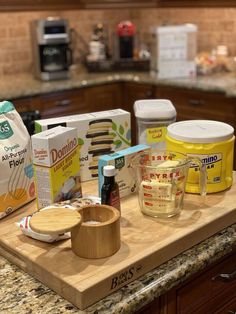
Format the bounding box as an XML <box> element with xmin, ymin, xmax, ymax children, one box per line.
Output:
<box><xmin>0</xmin><ymin>0</ymin><xmax>157</xmax><ymax>10</ymax></box>
<box><xmin>0</xmin><ymin>0</ymin><xmax>82</xmax><ymax>11</ymax></box>
<box><xmin>158</xmin><ymin>0</ymin><xmax>236</xmax><ymax>7</ymax></box>
<box><xmin>80</xmin><ymin>0</ymin><xmax>157</xmax><ymax>9</ymax></box>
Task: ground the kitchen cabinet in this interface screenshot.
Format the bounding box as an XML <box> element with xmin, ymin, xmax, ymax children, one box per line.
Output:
<box><xmin>38</xmin><ymin>89</ymin><xmax>86</xmax><ymax>118</ymax></box>
<box><xmin>84</xmin><ymin>83</ymin><xmax>122</xmax><ymax>112</ymax></box>
<box><xmin>12</xmin><ymin>96</ymin><xmax>41</xmax><ymax>113</ymax></box>
<box><xmin>155</xmin><ymin>85</ymin><xmax>236</xmax><ymax>169</ymax></box>
<box><xmin>155</xmin><ymin>85</ymin><xmax>236</xmax><ymax>128</ymax></box>
<box><xmin>0</xmin><ymin>0</ymin><xmax>156</xmax><ymax>11</ymax></box>
<box><xmin>158</xmin><ymin>0</ymin><xmax>236</xmax><ymax>7</ymax></box>
<box><xmin>138</xmin><ymin>251</ymin><xmax>236</xmax><ymax>314</ymax></box>
<box><xmin>80</xmin><ymin>0</ymin><xmax>157</xmax><ymax>9</ymax></box>
<box><xmin>12</xmin><ymin>83</ymin><xmax>122</xmax><ymax>119</ymax></box>
<box><xmin>0</xmin><ymin>0</ymin><xmax>82</xmax><ymax>11</ymax></box>
<box><xmin>1</xmin><ymin>0</ymin><xmax>236</xmax><ymax>11</ymax></box>
<box><xmin>122</xmin><ymin>82</ymin><xmax>154</xmax><ymax>145</ymax></box>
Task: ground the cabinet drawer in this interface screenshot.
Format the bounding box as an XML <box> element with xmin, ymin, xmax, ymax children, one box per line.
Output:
<box><xmin>11</xmin><ymin>96</ymin><xmax>41</xmax><ymax>113</ymax></box>
<box><xmin>156</xmin><ymin>86</ymin><xmax>236</xmax><ymax>127</ymax></box>
<box><xmin>39</xmin><ymin>89</ymin><xmax>85</xmax><ymax>118</ymax></box>
<box><xmin>177</xmin><ymin>252</ymin><xmax>236</xmax><ymax>313</ymax></box>
<box><xmin>84</xmin><ymin>83</ymin><xmax>122</xmax><ymax>112</ymax></box>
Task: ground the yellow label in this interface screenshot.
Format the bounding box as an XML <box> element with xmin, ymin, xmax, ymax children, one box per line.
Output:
<box><xmin>146</xmin><ymin>127</ymin><xmax>167</xmax><ymax>144</ymax></box>
<box><xmin>188</xmin><ymin>153</ymin><xmax>222</xmax><ymax>184</ymax></box>
<box><xmin>34</xmin><ymin>146</ymin><xmax>82</xmax><ymax>209</ymax></box>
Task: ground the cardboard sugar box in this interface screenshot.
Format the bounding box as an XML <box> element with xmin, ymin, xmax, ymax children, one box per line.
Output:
<box><xmin>98</xmin><ymin>144</ymin><xmax>150</xmax><ymax>198</ymax></box>
<box><xmin>31</xmin><ymin>126</ymin><xmax>82</xmax><ymax>209</ymax></box>
<box><xmin>35</xmin><ymin>109</ymin><xmax>131</xmax><ymax>182</ymax></box>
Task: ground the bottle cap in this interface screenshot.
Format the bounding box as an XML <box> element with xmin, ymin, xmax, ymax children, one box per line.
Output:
<box><xmin>103</xmin><ymin>165</ymin><xmax>116</xmax><ymax>177</ymax></box>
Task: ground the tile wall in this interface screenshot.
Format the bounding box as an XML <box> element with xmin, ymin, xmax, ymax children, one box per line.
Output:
<box><xmin>0</xmin><ymin>8</ymin><xmax>235</xmax><ymax>75</ymax></box>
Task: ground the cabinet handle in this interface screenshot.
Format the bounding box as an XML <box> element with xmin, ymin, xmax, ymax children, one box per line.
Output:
<box><xmin>55</xmin><ymin>99</ymin><xmax>71</xmax><ymax>107</ymax></box>
<box><xmin>189</xmin><ymin>99</ymin><xmax>205</xmax><ymax>106</ymax></box>
<box><xmin>212</xmin><ymin>269</ymin><xmax>236</xmax><ymax>282</ymax></box>
<box><xmin>227</xmin><ymin>311</ymin><xmax>236</xmax><ymax>314</ymax></box>
<box><xmin>145</xmin><ymin>90</ymin><xmax>153</xmax><ymax>98</ymax></box>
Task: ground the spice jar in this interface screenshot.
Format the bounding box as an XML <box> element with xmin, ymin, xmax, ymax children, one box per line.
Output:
<box><xmin>101</xmin><ymin>165</ymin><xmax>121</xmax><ymax>211</ymax></box>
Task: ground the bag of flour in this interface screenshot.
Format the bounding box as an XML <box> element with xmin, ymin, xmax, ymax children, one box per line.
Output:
<box><xmin>0</xmin><ymin>101</ymin><xmax>35</xmax><ymax>219</ymax></box>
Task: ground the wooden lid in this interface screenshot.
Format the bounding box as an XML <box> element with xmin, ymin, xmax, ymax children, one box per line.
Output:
<box><xmin>30</xmin><ymin>207</ymin><xmax>82</xmax><ymax>235</ymax></box>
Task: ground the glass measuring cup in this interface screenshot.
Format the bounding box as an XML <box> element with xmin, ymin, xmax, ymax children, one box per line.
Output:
<box><xmin>131</xmin><ymin>149</ymin><xmax>207</xmax><ymax>218</ymax></box>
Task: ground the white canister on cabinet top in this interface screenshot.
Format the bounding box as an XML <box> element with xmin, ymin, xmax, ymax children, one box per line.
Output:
<box><xmin>133</xmin><ymin>99</ymin><xmax>176</xmax><ymax>149</ymax></box>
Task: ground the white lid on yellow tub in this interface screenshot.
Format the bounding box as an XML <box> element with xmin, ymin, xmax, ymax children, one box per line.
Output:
<box><xmin>167</xmin><ymin>120</ymin><xmax>234</xmax><ymax>143</ymax></box>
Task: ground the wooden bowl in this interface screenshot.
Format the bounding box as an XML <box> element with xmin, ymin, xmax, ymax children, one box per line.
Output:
<box><xmin>71</xmin><ymin>204</ymin><xmax>121</xmax><ymax>259</ymax></box>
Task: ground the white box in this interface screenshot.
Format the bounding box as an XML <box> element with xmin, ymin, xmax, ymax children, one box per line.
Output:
<box><xmin>35</xmin><ymin>109</ymin><xmax>131</xmax><ymax>182</ymax></box>
<box><xmin>98</xmin><ymin>144</ymin><xmax>150</xmax><ymax>198</ymax></box>
<box><xmin>31</xmin><ymin>126</ymin><xmax>82</xmax><ymax>209</ymax></box>
<box><xmin>151</xmin><ymin>24</ymin><xmax>197</xmax><ymax>79</ymax></box>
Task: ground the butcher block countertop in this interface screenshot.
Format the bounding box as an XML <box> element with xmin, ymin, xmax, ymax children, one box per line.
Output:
<box><xmin>1</xmin><ymin>189</ymin><xmax>236</xmax><ymax>313</ymax></box>
<box><xmin>0</xmin><ymin>225</ymin><xmax>235</xmax><ymax>313</ymax></box>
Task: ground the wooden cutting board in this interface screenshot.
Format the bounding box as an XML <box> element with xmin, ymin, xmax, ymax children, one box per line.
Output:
<box><xmin>1</xmin><ymin>174</ymin><xmax>236</xmax><ymax>310</ymax></box>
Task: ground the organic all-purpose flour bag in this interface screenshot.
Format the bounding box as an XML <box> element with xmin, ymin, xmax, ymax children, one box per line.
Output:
<box><xmin>0</xmin><ymin>101</ymin><xmax>35</xmax><ymax>219</ymax></box>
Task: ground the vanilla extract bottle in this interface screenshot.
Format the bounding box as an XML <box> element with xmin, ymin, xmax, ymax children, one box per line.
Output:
<box><xmin>101</xmin><ymin>165</ymin><xmax>121</xmax><ymax>211</ymax></box>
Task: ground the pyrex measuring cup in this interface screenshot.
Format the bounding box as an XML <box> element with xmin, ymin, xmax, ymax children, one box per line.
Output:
<box><xmin>131</xmin><ymin>150</ymin><xmax>207</xmax><ymax>218</ymax></box>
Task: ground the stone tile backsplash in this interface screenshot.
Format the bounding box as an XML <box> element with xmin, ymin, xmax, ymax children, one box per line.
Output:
<box><xmin>0</xmin><ymin>7</ymin><xmax>235</xmax><ymax>75</ymax></box>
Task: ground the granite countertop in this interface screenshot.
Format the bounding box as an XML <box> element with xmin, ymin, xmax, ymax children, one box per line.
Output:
<box><xmin>1</xmin><ymin>68</ymin><xmax>236</xmax><ymax>101</ymax></box>
<box><xmin>1</xmin><ymin>224</ymin><xmax>235</xmax><ymax>314</ymax></box>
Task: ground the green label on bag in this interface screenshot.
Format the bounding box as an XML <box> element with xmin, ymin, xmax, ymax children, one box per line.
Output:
<box><xmin>0</xmin><ymin>121</ymin><xmax>13</xmax><ymax>139</ymax></box>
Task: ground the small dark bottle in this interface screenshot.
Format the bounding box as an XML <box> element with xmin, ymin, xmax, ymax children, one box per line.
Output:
<box><xmin>101</xmin><ymin>165</ymin><xmax>121</xmax><ymax>211</ymax></box>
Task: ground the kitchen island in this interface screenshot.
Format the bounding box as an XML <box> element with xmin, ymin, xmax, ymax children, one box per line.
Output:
<box><xmin>1</xmin><ymin>174</ymin><xmax>236</xmax><ymax>314</ymax></box>
<box><xmin>0</xmin><ymin>70</ymin><xmax>236</xmax><ymax>313</ymax></box>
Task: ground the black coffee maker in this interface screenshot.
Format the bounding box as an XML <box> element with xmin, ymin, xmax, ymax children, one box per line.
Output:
<box><xmin>30</xmin><ymin>18</ymin><xmax>72</xmax><ymax>81</ymax></box>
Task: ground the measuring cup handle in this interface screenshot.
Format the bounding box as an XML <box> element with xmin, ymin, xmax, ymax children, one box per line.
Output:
<box><xmin>190</xmin><ymin>157</ymin><xmax>207</xmax><ymax>196</ymax></box>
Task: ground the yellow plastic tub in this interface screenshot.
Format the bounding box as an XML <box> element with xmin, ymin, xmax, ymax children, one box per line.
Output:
<box><xmin>166</xmin><ymin>120</ymin><xmax>235</xmax><ymax>193</ymax></box>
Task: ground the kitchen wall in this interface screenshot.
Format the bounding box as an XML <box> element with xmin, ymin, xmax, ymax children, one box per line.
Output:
<box><xmin>0</xmin><ymin>7</ymin><xmax>235</xmax><ymax>75</ymax></box>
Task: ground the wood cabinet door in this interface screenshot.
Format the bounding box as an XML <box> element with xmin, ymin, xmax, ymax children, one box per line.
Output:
<box><xmin>155</xmin><ymin>85</ymin><xmax>236</xmax><ymax>169</ymax></box>
<box><xmin>155</xmin><ymin>86</ymin><xmax>236</xmax><ymax>128</ymax></box>
<box><xmin>0</xmin><ymin>0</ymin><xmax>82</xmax><ymax>11</ymax></box>
<box><xmin>80</xmin><ymin>0</ymin><xmax>157</xmax><ymax>9</ymax></box>
<box><xmin>123</xmin><ymin>82</ymin><xmax>154</xmax><ymax>145</ymax></box>
<box><xmin>176</xmin><ymin>252</ymin><xmax>236</xmax><ymax>314</ymax></box>
<box><xmin>137</xmin><ymin>252</ymin><xmax>236</xmax><ymax>314</ymax></box>
<box><xmin>39</xmin><ymin>88</ymin><xmax>86</xmax><ymax>119</ymax></box>
<box><xmin>84</xmin><ymin>83</ymin><xmax>122</xmax><ymax>113</ymax></box>
<box><xmin>11</xmin><ymin>96</ymin><xmax>41</xmax><ymax>113</ymax></box>
<box><xmin>158</xmin><ymin>0</ymin><xmax>236</xmax><ymax>7</ymax></box>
